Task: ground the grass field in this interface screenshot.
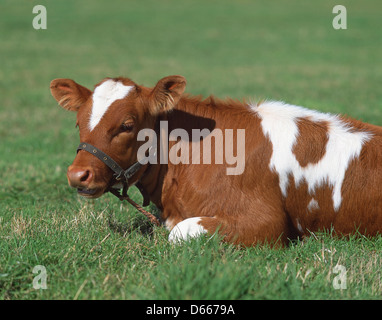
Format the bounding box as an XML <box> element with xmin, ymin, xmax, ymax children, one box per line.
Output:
<box><xmin>1</xmin><ymin>0</ymin><xmax>382</xmax><ymax>300</ymax></box>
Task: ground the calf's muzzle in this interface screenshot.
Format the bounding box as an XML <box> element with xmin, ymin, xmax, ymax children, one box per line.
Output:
<box><xmin>67</xmin><ymin>166</ymin><xmax>94</xmax><ymax>189</ymax></box>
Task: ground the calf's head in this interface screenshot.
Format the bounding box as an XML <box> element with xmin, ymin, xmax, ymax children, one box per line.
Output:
<box><xmin>50</xmin><ymin>75</ymin><xmax>186</xmax><ymax>198</ymax></box>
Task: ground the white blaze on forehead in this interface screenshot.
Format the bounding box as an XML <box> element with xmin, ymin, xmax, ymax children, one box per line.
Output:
<box><xmin>89</xmin><ymin>79</ymin><xmax>133</xmax><ymax>131</ymax></box>
<box><xmin>252</xmin><ymin>101</ymin><xmax>371</xmax><ymax>211</ymax></box>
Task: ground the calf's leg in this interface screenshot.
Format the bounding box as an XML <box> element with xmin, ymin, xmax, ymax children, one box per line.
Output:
<box><xmin>168</xmin><ymin>217</ymin><xmax>208</xmax><ymax>243</ymax></box>
<box><xmin>168</xmin><ymin>211</ymin><xmax>290</xmax><ymax>247</ymax></box>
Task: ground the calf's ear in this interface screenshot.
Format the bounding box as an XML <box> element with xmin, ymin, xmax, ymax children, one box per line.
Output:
<box><xmin>50</xmin><ymin>79</ymin><xmax>92</xmax><ymax>112</ymax></box>
<box><xmin>149</xmin><ymin>75</ymin><xmax>186</xmax><ymax>115</ymax></box>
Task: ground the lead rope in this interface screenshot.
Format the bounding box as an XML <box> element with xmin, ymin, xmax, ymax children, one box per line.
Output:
<box><xmin>120</xmin><ymin>195</ymin><xmax>161</xmax><ymax>227</ymax></box>
<box><xmin>109</xmin><ymin>188</ymin><xmax>161</xmax><ymax>227</ymax></box>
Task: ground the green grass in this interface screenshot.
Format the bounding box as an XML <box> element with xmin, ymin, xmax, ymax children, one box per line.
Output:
<box><xmin>1</xmin><ymin>0</ymin><xmax>382</xmax><ymax>300</ymax></box>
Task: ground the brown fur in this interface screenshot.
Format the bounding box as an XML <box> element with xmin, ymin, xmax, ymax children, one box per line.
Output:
<box><xmin>292</xmin><ymin>118</ymin><xmax>329</xmax><ymax>167</ymax></box>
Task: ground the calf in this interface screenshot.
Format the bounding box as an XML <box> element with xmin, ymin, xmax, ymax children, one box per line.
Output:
<box><xmin>50</xmin><ymin>75</ymin><xmax>382</xmax><ymax>246</ymax></box>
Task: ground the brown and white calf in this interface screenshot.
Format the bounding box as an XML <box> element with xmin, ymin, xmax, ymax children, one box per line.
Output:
<box><xmin>50</xmin><ymin>75</ymin><xmax>382</xmax><ymax>246</ymax></box>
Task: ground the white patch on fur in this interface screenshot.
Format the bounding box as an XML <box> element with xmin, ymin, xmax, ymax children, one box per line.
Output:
<box><xmin>252</xmin><ymin>101</ymin><xmax>371</xmax><ymax>211</ymax></box>
<box><xmin>296</xmin><ymin>219</ymin><xmax>304</xmax><ymax>233</ymax></box>
<box><xmin>89</xmin><ymin>80</ymin><xmax>133</xmax><ymax>131</ymax></box>
<box><xmin>307</xmin><ymin>198</ymin><xmax>320</xmax><ymax>212</ymax></box>
<box><xmin>164</xmin><ymin>218</ymin><xmax>176</xmax><ymax>231</ymax></box>
<box><xmin>168</xmin><ymin>217</ymin><xmax>207</xmax><ymax>243</ymax></box>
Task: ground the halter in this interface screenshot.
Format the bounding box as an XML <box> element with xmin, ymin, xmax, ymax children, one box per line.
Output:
<box><xmin>77</xmin><ymin>142</ymin><xmax>143</xmax><ymax>187</ymax></box>
<box><xmin>76</xmin><ymin>142</ymin><xmax>160</xmax><ymax>226</ymax></box>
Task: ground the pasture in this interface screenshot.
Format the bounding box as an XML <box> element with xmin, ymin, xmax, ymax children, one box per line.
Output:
<box><xmin>1</xmin><ymin>0</ymin><xmax>382</xmax><ymax>300</ymax></box>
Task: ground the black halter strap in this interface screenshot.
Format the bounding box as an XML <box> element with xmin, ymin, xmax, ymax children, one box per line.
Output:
<box><xmin>77</xmin><ymin>142</ymin><xmax>150</xmax><ymax>206</ymax></box>
<box><xmin>77</xmin><ymin>143</ymin><xmax>142</xmax><ymax>182</ymax></box>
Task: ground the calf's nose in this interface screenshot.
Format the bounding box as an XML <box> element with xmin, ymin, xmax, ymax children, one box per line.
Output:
<box><xmin>67</xmin><ymin>166</ymin><xmax>93</xmax><ymax>188</ymax></box>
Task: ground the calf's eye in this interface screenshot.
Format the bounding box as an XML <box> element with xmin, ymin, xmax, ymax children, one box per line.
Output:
<box><xmin>121</xmin><ymin>122</ymin><xmax>134</xmax><ymax>132</ymax></box>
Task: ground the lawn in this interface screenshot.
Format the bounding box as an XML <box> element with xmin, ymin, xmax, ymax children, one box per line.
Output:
<box><xmin>1</xmin><ymin>0</ymin><xmax>382</xmax><ymax>300</ymax></box>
